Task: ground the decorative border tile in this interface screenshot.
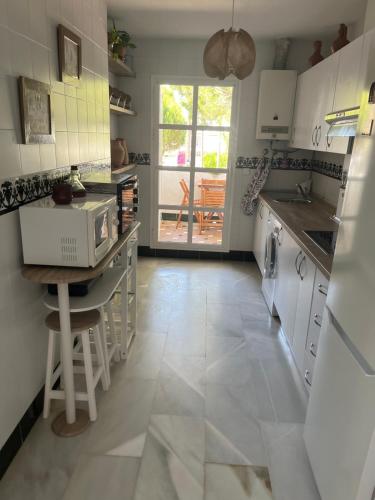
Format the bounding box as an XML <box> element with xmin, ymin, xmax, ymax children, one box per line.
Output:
<box><xmin>235</xmin><ymin>156</ymin><xmax>344</xmax><ymax>181</ymax></box>
<box><xmin>312</xmin><ymin>160</ymin><xmax>343</xmax><ymax>181</ymax></box>
<box><xmin>236</xmin><ymin>156</ymin><xmax>313</xmax><ymax>171</ymax></box>
<box><xmin>0</xmin><ymin>160</ymin><xmax>110</xmax><ymax>216</ymax></box>
<box><xmin>0</xmin><ymin>167</ymin><xmax>70</xmax><ymax>215</ymax></box>
<box><xmin>129</xmin><ymin>152</ymin><xmax>150</xmax><ymax>166</ymax></box>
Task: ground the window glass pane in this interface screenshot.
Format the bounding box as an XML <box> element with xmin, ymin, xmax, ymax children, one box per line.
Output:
<box><xmin>193</xmin><ymin>172</ymin><xmax>226</xmax><ymax>207</ymax></box>
<box><xmin>160</xmin><ymin>85</ymin><xmax>193</xmax><ymax>125</ymax></box>
<box><xmin>195</xmin><ymin>130</ymin><xmax>229</xmax><ymax>168</ymax></box>
<box><xmin>197</xmin><ymin>86</ymin><xmax>233</xmax><ymax>126</ymax></box>
<box><xmin>192</xmin><ymin>210</ymin><xmax>223</xmax><ymax>245</ymax></box>
<box><xmin>159</xmin><ymin>129</ymin><xmax>192</xmax><ymax>166</ymax></box>
<box><xmin>158</xmin><ymin>209</ymin><xmax>188</xmax><ymax>243</ymax></box>
<box><xmin>158</xmin><ymin>171</ymin><xmax>190</xmax><ymax>206</ymax></box>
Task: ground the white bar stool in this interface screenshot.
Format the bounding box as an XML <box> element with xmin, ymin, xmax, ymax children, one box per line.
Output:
<box><xmin>43</xmin><ymin>309</ymin><xmax>106</xmax><ymax>423</ymax></box>
<box><xmin>43</xmin><ymin>268</ymin><xmax>127</xmax><ymax>388</ymax></box>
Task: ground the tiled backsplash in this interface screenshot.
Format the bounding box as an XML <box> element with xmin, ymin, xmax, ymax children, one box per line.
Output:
<box><xmin>235</xmin><ymin>156</ymin><xmax>343</xmax><ymax>181</ymax></box>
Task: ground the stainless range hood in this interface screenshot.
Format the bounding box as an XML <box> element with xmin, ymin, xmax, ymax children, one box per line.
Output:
<box><xmin>325</xmin><ymin>106</ymin><xmax>360</xmax><ymax>137</ymax></box>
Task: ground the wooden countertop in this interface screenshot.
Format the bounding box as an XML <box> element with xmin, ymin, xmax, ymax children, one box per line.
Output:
<box><xmin>22</xmin><ymin>222</ymin><xmax>140</xmax><ymax>285</ymax></box>
<box><xmin>259</xmin><ymin>193</ymin><xmax>338</xmax><ymax>279</ymax></box>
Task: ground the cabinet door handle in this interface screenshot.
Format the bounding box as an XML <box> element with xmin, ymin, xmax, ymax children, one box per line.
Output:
<box><xmin>312</xmin><ymin>126</ymin><xmax>317</xmax><ymax>146</ymax></box>
<box><xmin>276</xmin><ymin>227</ymin><xmax>283</xmax><ymax>246</ymax></box>
<box><xmin>318</xmin><ymin>283</ymin><xmax>328</xmax><ymax>296</ymax></box>
<box><xmin>295</xmin><ymin>250</ymin><xmax>302</xmax><ymax>274</ymax></box>
<box><xmin>309</xmin><ymin>343</ymin><xmax>317</xmax><ymax>357</ymax></box>
<box><xmin>259</xmin><ymin>203</ymin><xmax>263</xmax><ymax>219</ymax></box>
<box><xmin>304</xmin><ymin>370</ymin><xmax>312</xmax><ymax>387</ymax></box>
<box><xmin>299</xmin><ymin>255</ymin><xmax>306</xmax><ymax>280</ymax></box>
<box><xmin>316</xmin><ymin>125</ymin><xmax>322</xmax><ymax>146</ymax></box>
<box><xmin>313</xmin><ymin>314</ymin><xmax>322</xmax><ymax>327</ymax></box>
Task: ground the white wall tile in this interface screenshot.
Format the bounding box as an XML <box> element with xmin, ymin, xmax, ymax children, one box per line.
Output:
<box><xmin>88</xmin><ymin>131</ymin><xmax>97</xmax><ymax>160</ymax></box>
<box><xmin>0</xmin><ymin>25</ymin><xmax>11</xmax><ymax>76</ymax></box>
<box><xmin>0</xmin><ymin>76</ymin><xmax>19</xmax><ymax>130</ymax></box>
<box><xmin>76</xmin><ymin>76</ymin><xmax>86</xmax><ymax>101</ymax></box>
<box><xmin>10</xmin><ymin>32</ymin><xmax>33</xmax><ymax>78</ymax></box>
<box><xmin>60</xmin><ymin>0</ymin><xmax>74</xmax><ymax>25</ymax></box>
<box><xmin>52</xmin><ymin>92</ymin><xmax>67</xmax><ymax>132</ymax></box>
<box><xmin>64</xmin><ymin>83</ymin><xmax>76</xmax><ymax>98</ymax></box>
<box><xmin>66</xmin><ymin>96</ymin><xmax>78</xmax><ymax>132</ymax></box>
<box><xmin>20</xmin><ymin>144</ymin><xmax>41</xmax><ymax>174</ymax></box>
<box><xmin>78</xmin><ymin>131</ymin><xmax>89</xmax><ymax>162</ymax></box>
<box><xmin>46</xmin><ymin>0</ymin><xmax>60</xmax><ymax>22</ymax></box>
<box><xmin>49</xmin><ymin>48</ymin><xmax>65</xmax><ymax>95</ymax></box>
<box><xmin>96</xmin><ymin>106</ymin><xmax>103</xmax><ymax>134</ymax></box>
<box><xmin>87</xmin><ymin>100</ymin><xmax>96</xmax><ymax>133</ymax></box>
<box><xmin>0</xmin><ymin>0</ymin><xmax>8</xmax><ymax>26</ymax></box>
<box><xmin>55</xmin><ymin>130</ymin><xmax>69</xmax><ymax>166</ymax></box>
<box><xmin>31</xmin><ymin>44</ymin><xmax>51</xmax><ymax>85</ymax></box>
<box><xmin>72</xmin><ymin>0</ymin><xmax>83</xmax><ymax>32</ymax></box>
<box><xmin>29</xmin><ymin>0</ymin><xmax>48</xmax><ymax>46</ymax></box>
<box><xmin>81</xmin><ymin>0</ymin><xmax>93</xmax><ymax>38</ymax></box>
<box><xmin>68</xmin><ymin>131</ymin><xmax>79</xmax><ymax>163</ymax></box>
<box><xmin>39</xmin><ymin>143</ymin><xmax>56</xmax><ymax>170</ymax></box>
<box><xmin>85</xmin><ymin>69</ymin><xmax>95</xmax><ymax>103</ymax></box>
<box><xmin>77</xmin><ymin>98</ymin><xmax>88</xmax><ymax>132</ymax></box>
<box><xmin>6</xmin><ymin>0</ymin><xmax>30</xmax><ymax>36</ymax></box>
<box><xmin>0</xmin><ymin>130</ymin><xmax>21</xmax><ymax>179</ymax></box>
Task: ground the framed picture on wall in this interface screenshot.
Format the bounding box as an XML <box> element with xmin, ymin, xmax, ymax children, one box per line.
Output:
<box><xmin>57</xmin><ymin>24</ymin><xmax>82</xmax><ymax>86</ymax></box>
<box><xmin>18</xmin><ymin>77</ymin><xmax>55</xmax><ymax>144</ymax></box>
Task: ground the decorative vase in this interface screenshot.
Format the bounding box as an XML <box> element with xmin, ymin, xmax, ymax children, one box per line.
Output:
<box><xmin>111</xmin><ymin>139</ymin><xmax>125</xmax><ymax>168</ymax></box>
<box><xmin>117</xmin><ymin>46</ymin><xmax>127</xmax><ymax>61</ymax></box>
<box><xmin>309</xmin><ymin>41</ymin><xmax>324</xmax><ymax>66</ymax></box>
<box><xmin>331</xmin><ymin>24</ymin><xmax>350</xmax><ymax>53</ymax></box>
<box><xmin>52</xmin><ymin>183</ymin><xmax>73</xmax><ymax>205</ymax></box>
<box><xmin>118</xmin><ymin>138</ymin><xmax>129</xmax><ymax>165</ymax></box>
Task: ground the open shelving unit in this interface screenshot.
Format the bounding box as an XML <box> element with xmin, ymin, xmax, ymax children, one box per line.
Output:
<box><xmin>108</xmin><ymin>53</ymin><xmax>136</xmax><ymax>78</ymax></box>
<box><xmin>109</xmin><ymin>104</ymin><xmax>137</xmax><ymax>117</ymax></box>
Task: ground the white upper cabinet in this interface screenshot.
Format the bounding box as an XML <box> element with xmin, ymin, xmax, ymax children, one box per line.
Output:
<box><xmin>289</xmin><ymin>33</ymin><xmax>368</xmax><ymax>154</ymax></box>
<box><xmin>332</xmin><ymin>35</ymin><xmax>364</xmax><ymax>112</ymax></box>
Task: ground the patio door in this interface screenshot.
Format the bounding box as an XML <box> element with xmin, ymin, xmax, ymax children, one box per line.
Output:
<box><xmin>151</xmin><ymin>78</ymin><xmax>237</xmax><ymax>250</ymax></box>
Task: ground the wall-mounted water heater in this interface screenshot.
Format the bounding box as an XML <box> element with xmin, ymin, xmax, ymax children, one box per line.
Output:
<box><xmin>256</xmin><ymin>70</ymin><xmax>297</xmax><ymax>141</ymax></box>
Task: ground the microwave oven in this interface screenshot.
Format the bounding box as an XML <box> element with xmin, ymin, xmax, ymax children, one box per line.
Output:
<box><xmin>19</xmin><ymin>194</ymin><xmax>118</xmax><ymax>267</ymax></box>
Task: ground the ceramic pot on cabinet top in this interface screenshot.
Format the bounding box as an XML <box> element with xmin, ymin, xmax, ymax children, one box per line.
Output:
<box><xmin>111</xmin><ymin>139</ymin><xmax>125</xmax><ymax>168</ymax></box>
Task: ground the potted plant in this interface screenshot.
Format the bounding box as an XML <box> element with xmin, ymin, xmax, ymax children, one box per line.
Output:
<box><xmin>108</xmin><ymin>21</ymin><xmax>136</xmax><ymax>61</ymax></box>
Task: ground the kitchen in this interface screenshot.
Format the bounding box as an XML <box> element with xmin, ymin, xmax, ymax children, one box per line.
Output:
<box><xmin>0</xmin><ymin>0</ymin><xmax>374</xmax><ymax>499</ymax></box>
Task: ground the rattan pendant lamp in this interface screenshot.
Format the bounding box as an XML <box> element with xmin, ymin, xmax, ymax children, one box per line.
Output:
<box><xmin>203</xmin><ymin>0</ymin><xmax>256</xmax><ymax>80</ymax></box>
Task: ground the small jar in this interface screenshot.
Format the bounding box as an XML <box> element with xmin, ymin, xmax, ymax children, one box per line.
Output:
<box><xmin>69</xmin><ymin>166</ymin><xmax>86</xmax><ymax>198</ymax></box>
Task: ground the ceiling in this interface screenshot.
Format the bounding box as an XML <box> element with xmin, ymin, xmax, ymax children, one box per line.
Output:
<box><xmin>107</xmin><ymin>0</ymin><xmax>367</xmax><ymax>40</ymax></box>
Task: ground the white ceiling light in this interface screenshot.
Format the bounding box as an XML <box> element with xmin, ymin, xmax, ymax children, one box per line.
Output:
<box><xmin>203</xmin><ymin>0</ymin><xmax>256</xmax><ymax>80</ymax></box>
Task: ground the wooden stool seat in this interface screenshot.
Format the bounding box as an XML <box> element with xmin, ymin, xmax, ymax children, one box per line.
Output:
<box><xmin>45</xmin><ymin>310</ymin><xmax>101</xmax><ymax>333</ymax></box>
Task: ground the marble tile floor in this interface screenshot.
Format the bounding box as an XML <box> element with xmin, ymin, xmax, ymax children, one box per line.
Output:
<box><xmin>0</xmin><ymin>257</ymin><xmax>320</xmax><ymax>500</ymax></box>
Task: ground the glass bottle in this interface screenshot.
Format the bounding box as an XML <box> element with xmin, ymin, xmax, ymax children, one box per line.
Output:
<box><xmin>69</xmin><ymin>166</ymin><xmax>86</xmax><ymax>198</ymax></box>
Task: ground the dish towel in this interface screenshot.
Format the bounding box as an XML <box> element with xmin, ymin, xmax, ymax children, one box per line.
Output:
<box><xmin>241</xmin><ymin>156</ymin><xmax>271</xmax><ymax>215</ymax></box>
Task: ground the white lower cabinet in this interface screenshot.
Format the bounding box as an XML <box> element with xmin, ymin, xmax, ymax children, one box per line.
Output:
<box><xmin>291</xmin><ymin>253</ymin><xmax>316</xmax><ymax>375</ymax></box>
<box><xmin>271</xmin><ymin>222</ymin><xmax>329</xmax><ymax>393</ymax></box>
<box><xmin>302</xmin><ymin>269</ymin><xmax>329</xmax><ymax>394</ymax></box>
<box><xmin>274</xmin><ymin>228</ymin><xmax>301</xmax><ymax>345</ymax></box>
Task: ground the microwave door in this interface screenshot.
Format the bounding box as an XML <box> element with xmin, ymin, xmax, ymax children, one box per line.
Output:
<box><xmin>92</xmin><ymin>206</ymin><xmax>111</xmax><ymax>265</ymax></box>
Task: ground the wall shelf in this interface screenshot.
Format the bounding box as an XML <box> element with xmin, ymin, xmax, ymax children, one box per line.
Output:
<box><xmin>110</xmin><ymin>104</ymin><xmax>137</xmax><ymax>116</ymax></box>
<box><xmin>111</xmin><ymin>164</ymin><xmax>136</xmax><ymax>174</ymax></box>
<box><xmin>108</xmin><ymin>53</ymin><xmax>136</xmax><ymax>77</ymax></box>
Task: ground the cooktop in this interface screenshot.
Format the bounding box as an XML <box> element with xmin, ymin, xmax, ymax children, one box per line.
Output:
<box><xmin>304</xmin><ymin>230</ymin><xmax>338</xmax><ymax>256</ymax></box>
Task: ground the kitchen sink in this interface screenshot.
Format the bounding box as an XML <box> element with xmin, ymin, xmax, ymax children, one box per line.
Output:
<box><xmin>272</xmin><ymin>193</ymin><xmax>312</xmax><ymax>204</ymax></box>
